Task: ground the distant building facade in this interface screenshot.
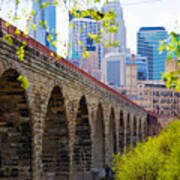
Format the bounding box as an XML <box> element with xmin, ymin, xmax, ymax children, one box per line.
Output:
<box><xmin>120</xmin><ymin>81</ymin><xmax>180</xmax><ymax>116</ymax></box>
<box><xmin>125</xmin><ymin>54</ymin><xmax>148</xmax><ymax>88</ymax></box>
<box><xmin>101</xmin><ymin>0</ymin><xmax>126</xmax><ymax>56</ymax></box>
<box><xmin>82</xmin><ymin>51</ymin><xmax>101</xmax><ymax>80</ymax></box>
<box><xmin>29</xmin><ymin>0</ymin><xmax>57</xmax><ymax>52</ymax></box>
<box><xmin>102</xmin><ymin>53</ymin><xmax>126</xmax><ymax>88</ymax></box>
<box><xmin>137</xmin><ymin>27</ymin><xmax>167</xmax><ymax>80</ymax></box>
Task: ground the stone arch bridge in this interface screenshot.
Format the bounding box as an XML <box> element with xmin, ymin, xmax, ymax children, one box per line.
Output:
<box><xmin>0</xmin><ymin>19</ymin><xmax>150</xmax><ymax>180</ymax></box>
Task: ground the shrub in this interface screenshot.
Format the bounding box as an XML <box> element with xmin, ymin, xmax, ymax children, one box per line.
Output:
<box><xmin>113</xmin><ymin>121</ymin><xmax>180</xmax><ymax>180</ymax></box>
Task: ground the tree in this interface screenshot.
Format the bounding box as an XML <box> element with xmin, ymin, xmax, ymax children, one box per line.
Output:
<box><xmin>159</xmin><ymin>32</ymin><xmax>180</xmax><ymax>91</ymax></box>
<box><xmin>113</xmin><ymin>120</ymin><xmax>180</xmax><ymax>180</ymax></box>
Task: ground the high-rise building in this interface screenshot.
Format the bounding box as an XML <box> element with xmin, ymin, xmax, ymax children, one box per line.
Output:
<box><xmin>68</xmin><ymin>12</ymin><xmax>102</xmax><ymax>69</ymax></box>
<box><xmin>29</xmin><ymin>0</ymin><xmax>57</xmax><ymax>52</ymax></box>
<box><xmin>101</xmin><ymin>0</ymin><xmax>126</xmax><ymax>56</ymax></box>
<box><xmin>126</xmin><ymin>54</ymin><xmax>148</xmax><ymax>81</ymax></box>
<box><xmin>81</xmin><ymin>51</ymin><xmax>101</xmax><ymax>80</ymax></box>
<box><xmin>102</xmin><ymin>53</ymin><xmax>126</xmax><ymax>88</ymax></box>
<box><xmin>137</xmin><ymin>27</ymin><xmax>167</xmax><ymax>80</ymax></box>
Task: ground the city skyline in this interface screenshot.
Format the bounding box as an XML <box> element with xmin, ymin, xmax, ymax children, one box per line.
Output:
<box><xmin>1</xmin><ymin>0</ymin><xmax>180</xmax><ymax>55</ymax></box>
<box><xmin>121</xmin><ymin>0</ymin><xmax>180</xmax><ymax>52</ymax></box>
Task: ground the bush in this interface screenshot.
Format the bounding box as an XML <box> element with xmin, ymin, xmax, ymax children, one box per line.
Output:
<box><xmin>113</xmin><ymin>121</ymin><xmax>180</xmax><ymax>180</ymax></box>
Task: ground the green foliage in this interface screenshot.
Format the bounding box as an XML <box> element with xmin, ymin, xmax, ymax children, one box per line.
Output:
<box><xmin>113</xmin><ymin>121</ymin><xmax>180</xmax><ymax>180</ymax></box>
<box><xmin>3</xmin><ymin>34</ymin><xmax>13</xmax><ymax>45</ymax></box>
<box><xmin>17</xmin><ymin>75</ymin><xmax>29</xmax><ymax>89</ymax></box>
<box><xmin>159</xmin><ymin>32</ymin><xmax>180</xmax><ymax>91</ymax></box>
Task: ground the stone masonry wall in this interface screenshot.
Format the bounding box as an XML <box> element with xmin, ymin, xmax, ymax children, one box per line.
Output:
<box><xmin>0</xmin><ymin>25</ymin><xmax>147</xmax><ymax>180</ymax></box>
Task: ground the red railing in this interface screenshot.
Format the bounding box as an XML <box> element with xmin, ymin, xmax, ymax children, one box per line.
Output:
<box><xmin>0</xmin><ymin>18</ymin><xmax>150</xmax><ymax>114</ymax></box>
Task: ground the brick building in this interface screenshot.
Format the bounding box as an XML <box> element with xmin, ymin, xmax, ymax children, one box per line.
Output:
<box><xmin>121</xmin><ymin>81</ymin><xmax>180</xmax><ymax>116</ymax></box>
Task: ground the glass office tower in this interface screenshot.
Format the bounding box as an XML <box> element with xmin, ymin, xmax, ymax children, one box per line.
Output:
<box><xmin>101</xmin><ymin>0</ymin><xmax>126</xmax><ymax>55</ymax></box>
<box><xmin>137</xmin><ymin>27</ymin><xmax>167</xmax><ymax>80</ymax></box>
<box><xmin>69</xmin><ymin>12</ymin><xmax>102</xmax><ymax>68</ymax></box>
<box><xmin>30</xmin><ymin>0</ymin><xmax>56</xmax><ymax>52</ymax></box>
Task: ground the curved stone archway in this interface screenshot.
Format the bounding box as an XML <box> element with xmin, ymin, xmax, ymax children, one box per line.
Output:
<box><xmin>126</xmin><ymin>113</ymin><xmax>131</xmax><ymax>147</ymax></box>
<box><xmin>119</xmin><ymin>110</ymin><xmax>124</xmax><ymax>153</ymax></box>
<box><xmin>93</xmin><ymin>103</ymin><xmax>105</xmax><ymax>169</ymax></box>
<box><xmin>73</xmin><ymin>96</ymin><xmax>91</xmax><ymax>175</ymax></box>
<box><xmin>0</xmin><ymin>69</ymin><xmax>32</xmax><ymax>179</ymax></box>
<box><xmin>42</xmin><ymin>86</ymin><xmax>70</xmax><ymax>180</ymax></box>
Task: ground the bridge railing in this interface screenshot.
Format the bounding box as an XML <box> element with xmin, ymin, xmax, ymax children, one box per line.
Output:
<box><xmin>0</xmin><ymin>18</ymin><xmax>146</xmax><ymax>113</ymax></box>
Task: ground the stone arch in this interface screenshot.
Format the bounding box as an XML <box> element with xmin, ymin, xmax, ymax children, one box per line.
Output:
<box><xmin>0</xmin><ymin>69</ymin><xmax>32</xmax><ymax>179</ymax></box>
<box><xmin>109</xmin><ymin>107</ymin><xmax>117</xmax><ymax>166</ymax></box>
<box><xmin>119</xmin><ymin>110</ymin><xmax>124</xmax><ymax>153</ymax></box>
<box><xmin>42</xmin><ymin>86</ymin><xmax>70</xmax><ymax>180</ymax></box>
<box><xmin>73</xmin><ymin>96</ymin><xmax>91</xmax><ymax>173</ymax></box>
<box><xmin>93</xmin><ymin>103</ymin><xmax>105</xmax><ymax>169</ymax></box>
<box><xmin>133</xmin><ymin>116</ymin><xmax>137</xmax><ymax>146</ymax></box>
<box><xmin>126</xmin><ymin>113</ymin><xmax>131</xmax><ymax>147</ymax></box>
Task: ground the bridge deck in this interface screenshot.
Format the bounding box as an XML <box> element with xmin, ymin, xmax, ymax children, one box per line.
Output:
<box><xmin>0</xmin><ymin>18</ymin><xmax>146</xmax><ymax>113</ymax></box>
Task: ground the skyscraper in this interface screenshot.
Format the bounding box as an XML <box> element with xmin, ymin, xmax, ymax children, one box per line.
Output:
<box><xmin>29</xmin><ymin>0</ymin><xmax>56</xmax><ymax>52</ymax></box>
<box><xmin>68</xmin><ymin>11</ymin><xmax>102</xmax><ymax>69</ymax></box>
<box><xmin>126</xmin><ymin>54</ymin><xmax>148</xmax><ymax>81</ymax></box>
<box><xmin>102</xmin><ymin>52</ymin><xmax>126</xmax><ymax>88</ymax></box>
<box><xmin>101</xmin><ymin>0</ymin><xmax>126</xmax><ymax>56</ymax></box>
<box><xmin>137</xmin><ymin>27</ymin><xmax>167</xmax><ymax>80</ymax></box>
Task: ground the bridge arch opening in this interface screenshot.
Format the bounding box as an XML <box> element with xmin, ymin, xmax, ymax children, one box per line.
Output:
<box><xmin>73</xmin><ymin>96</ymin><xmax>91</xmax><ymax>174</ymax></box>
<box><xmin>133</xmin><ymin>116</ymin><xmax>137</xmax><ymax>146</ymax></box>
<box><xmin>139</xmin><ymin>118</ymin><xmax>142</xmax><ymax>141</ymax></box>
<box><xmin>119</xmin><ymin>110</ymin><xmax>124</xmax><ymax>153</ymax></box>
<box><xmin>0</xmin><ymin>69</ymin><xmax>32</xmax><ymax>179</ymax></box>
<box><xmin>93</xmin><ymin>103</ymin><xmax>105</xmax><ymax>169</ymax></box>
<box><xmin>144</xmin><ymin>120</ymin><xmax>147</xmax><ymax>139</ymax></box>
<box><xmin>42</xmin><ymin>86</ymin><xmax>70</xmax><ymax>180</ymax></box>
<box><xmin>126</xmin><ymin>113</ymin><xmax>131</xmax><ymax>147</ymax></box>
<box><xmin>109</xmin><ymin>108</ymin><xmax>117</xmax><ymax>166</ymax></box>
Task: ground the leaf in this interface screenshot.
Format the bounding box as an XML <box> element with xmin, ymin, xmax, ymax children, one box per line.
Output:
<box><xmin>51</xmin><ymin>41</ymin><xmax>57</xmax><ymax>47</ymax></box>
<box><xmin>82</xmin><ymin>51</ymin><xmax>89</xmax><ymax>58</ymax></box>
<box><xmin>15</xmin><ymin>29</ymin><xmax>21</xmax><ymax>36</ymax></box>
<box><xmin>16</xmin><ymin>45</ymin><xmax>25</xmax><ymax>61</ymax></box>
<box><xmin>17</xmin><ymin>75</ymin><xmax>28</xmax><ymax>89</ymax></box>
<box><xmin>31</xmin><ymin>9</ymin><xmax>35</xmax><ymax>16</ymax></box>
<box><xmin>158</xmin><ymin>45</ymin><xmax>166</xmax><ymax>52</ymax></box>
<box><xmin>3</xmin><ymin>34</ymin><xmax>13</xmax><ymax>45</ymax></box>
<box><xmin>47</xmin><ymin>34</ymin><xmax>53</xmax><ymax>42</ymax></box>
<box><xmin>17</xmin><ymin>75</ymin><xmax>29</xmax><ymax>89</ymax></box>
<box><xmin>79</xmin><ymin>28</ymin><xmax>82</xmax><ymax>33</ymax></box>
<box><xmin>83</xmin><ymin>24</ymin><xmax>86</xmax><ymax>29</ymax></box>
<box><xmin>78</xmin><ymin>40</ymin><xmax>83</xmax><ymax>46</ymax></box>
<box><xmin>69</xmin><ymin>23</ymin><xmax>74</xmax><ymax>28</ymax></box>
<box><xmin>57</xmin><ymin>54</ymin><xmax>61</xmax><ymax>60</ymax></box>
<box><xmin>32</xmin><ymin>24</ymin><xmax>36</xmax><ymax>30</ymax></box>
<box><xmin>5</xmin><ymin>22</ymin><xmax>10</xmax><ymax>27</ymax></box>
<box><xmin>53</xmin><ymin>0</ymin><xmax>58</xmax><ymax>6</ymax></box>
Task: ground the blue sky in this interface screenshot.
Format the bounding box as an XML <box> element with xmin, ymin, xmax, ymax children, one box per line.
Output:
<box><xmin>121</xmin><ymin>0</ymin><xmax>180</xmax><ymax>52</ymax></box>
